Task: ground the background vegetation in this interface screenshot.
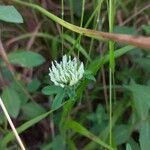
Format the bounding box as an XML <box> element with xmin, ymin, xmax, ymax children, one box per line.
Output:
<box><xmin>0</xmin><ymin>0</ymin><xmax>150</xmax><ymax>150</ymax></box>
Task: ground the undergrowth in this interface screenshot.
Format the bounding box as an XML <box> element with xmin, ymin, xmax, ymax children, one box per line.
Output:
<box><xmin>0</xmin><ymin>0</ymin><xmax>150</xmax><ymax>150</ymax></box>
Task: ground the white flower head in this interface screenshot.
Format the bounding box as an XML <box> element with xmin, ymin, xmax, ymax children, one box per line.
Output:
<box><xmin>49</xmin><ymin>55</ymin><xmax>84</xmax><ymax>88</ymax></box>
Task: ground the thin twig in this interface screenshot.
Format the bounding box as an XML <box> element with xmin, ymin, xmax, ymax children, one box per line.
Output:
<box><xmin>12</xmin><ymin>0</ymin><xmax>150</xmax><ymax>49</ymax></box>
<box><xmin>121</xmin><ymin>3</ymin><xmax>150</xmax><ymax>26</ymax></box>
<box><xmin>0</xmin><ymin>38</ymin><xmax>35</xmax><ymax>102</ymax></box>
<box><xmin>101</xmin><ymin>67</ymin><xmax>108</xmax><ymax>111</ymax></box>
<box><xmin>0</xmin><ymin>97</ymin><xmax>26</xmax><ymax>150</ymax></box>
<box><xmin>23</xmin><ymin>22</ymin><xmax>42</xmax><ymax>81</ymax></box>
<box><xmin>0</xmin><ymin>39</ymin><xmax>14</xmax><ymax>75</ymax></box>
<box><xmin>26</xmin><ymin>22</ymin><xmax>42</xmax><ymax>50</ymax></box>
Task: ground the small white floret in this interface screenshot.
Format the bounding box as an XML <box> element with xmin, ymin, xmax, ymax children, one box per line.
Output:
<box><xmin>49</xmin><ymin>55</ymin><xmax>85</xmax><ymax>88</ymax></box>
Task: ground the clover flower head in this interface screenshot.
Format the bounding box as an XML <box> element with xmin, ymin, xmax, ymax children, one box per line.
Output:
<box><xmin>49</xmin><ymin>55</ymin><xmax>84</xmax><ymax>88</ymax></box>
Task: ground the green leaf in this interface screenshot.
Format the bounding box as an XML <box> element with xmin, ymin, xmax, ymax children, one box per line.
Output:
<box><xmin>2</xmin><ymin>86</ymin><xmax>21</xmax><ymax>118</ymax></box>
<box><xmin>1</xmin><ymin>67</ymin><xmax>13</xmax><ymax>80</ymax></box>
<box><xmin>51</xmin><ymin>89</ymin><xmax>65</xmax><ymax>110</ymax></box>
<box><xmin>22</xmin><ymin>102</ymin><xmax>46</xmax><ymax>120</ymax></box>
<box><xmin>52</xmin><ymin>135</ymin><xmax>64</xmax><ymax>150</ymax></box>
<box><xmin>134</xmin><ymin>58</ymin><xmax>150</xmax><ymax>72</ymax></box>
<box><xmin>42</xmin><ymin>85</ymin><xmax>63</xmax><ymax>95</ymax></box>
<box><xmin>0</xmin><ymin>111</ymin><xmax>52</xmax><ymax>147</ymax></box>
<box><xmin>8</xmin><ymin>51</ymin><xmax>45</xmax><ymax>68</ymax></box>
<box><xmin>142</xmin><ymin>25</ymin><xmax>150</xmax><ymax>34</ymax></box>
<box><xmin>0</xmin><ymin>101</ymin><xmax>69</xmax><ymax>147</ymax></box>
<box><xmin>114</xmin><ymin>26</ymin><xmax>137</xmax><ymax>35</ymax></box>
<box><xmin>66</xmin><ymin>120</ymin><xmax>114</xmax><ymax>150</ymax></box>
<box><xmin>83</xmin><ymin>100</ymin><xmax>131</xmax><ymax>150</ymax></box>
<box><xmin>65</xmin><ymin>0</ymin><xmax>82</xmax><ymax>17</ymax></box>
<box><xmin>67</xmin><ymin>139</ymin><xmax>77</xmax><ymax>150</ymax></box>
<box><xmin>128</xmin><ymin>138</ymin><xmax>140</xmax><ymax>150</ymax></box>
<box><xmin>139</xmin><ymin>121</ymin><xmax>150</xmax><ymax>150</ymax></box>
<box><xmin>10</xmin><ymin>81</ymin><xmax>28</xmax><ymax>104</ymax></box>
<box><xmin>0</xmin><ymin>6</ymin><xmax>23</xmax><ymax>23</ymax></box>
<box><xmin>27</xmin><ymin>79</ymin><xmax>41</xmax><ymax>92</ymax></box>
<box><xmin>88</xmin><ymin>45</ymin><xmax>135</xmax><ymax>75</ymax></box>
<box><xmin>41</xmin><ymin>143</ymin><xmax>52</xmax><ymax>150</ymax></box>
<box><xmin>63</xmin><ymin>34</ymin><xmax>91</xmax><ymax>62</ymax></box>
<box><xmin>114</xmin><ymin>124</ymin><xmax>130</xmax><ymax>145</ymax></box>
<box><xmin>0</xmin><ymin>110</ymin><xmax>5</xmax><ymax>125</ymax></box>
<box><xmin>125</xmin><ymin>83</ymin><xmax>150</xmax><ymax>120</ymax></box>
<box><xmin>126</xmin><ymin>143</ymin><xmax>132</xmax><ymax>150</ymax></box>
<box><xmin>84</xmin><ymin>70</ymin><xmax>96</xmax><ymax>82</ymax></box>
<box><xmin>64</xmin><ymin>86</ymin><xmax>76</xmax><ymax>99</ymax></box>
<box><xmin>51</xmin><ymin>37</ymin><xmax>59</xmax><ymax>59</ymax></box>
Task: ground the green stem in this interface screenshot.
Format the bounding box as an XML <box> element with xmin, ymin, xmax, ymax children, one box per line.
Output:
<box><xmin>68</xmin><ymin>3</ymin><xmax>102</xmax><ymax>56</ymax></box>
<box><xmin>89</xmin><ymin>0</ymin><xmax>103</xmax><ymax>57</ymax></box>
<box><xmin>59</xmin><ymin>100</ymin><xmax>75</xmax><ymax>148</ymax></box>
<box><xmin>80</xmin><ymin>0</ymin><xmax>85</xmax><ymax>27</ymax></box>
<box><xmin>69</xmin><ymin>0</ymin><xmax>75</xmax><ymax>37</ymax></box>
<box><xmin>108</xmin><ymin>0</ymin><xmax>115</xmax><ymax>146</ymax></box>
<box><xmin>109</xmin><ymin>68</ymin><xmax>113</xmax><ymax>146</ymax></box>
<box><xmin>78</xmin><ymin>0</ymin><xmax>85</xmax><ymax>58</ymax></box>
<box><xmin>113</xmin><ymin>73</ymin><xmax>116</xmax><ymax>104</ymax></box>
<box><xmin>61</xmin><ymin>0</ymin><xmax>64</xmax><ymax>55</ymax></box>
<box><xmin>12</xmin><ymin>0</ymin><xmax>149</xmax><ymax>49</ymax></box>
